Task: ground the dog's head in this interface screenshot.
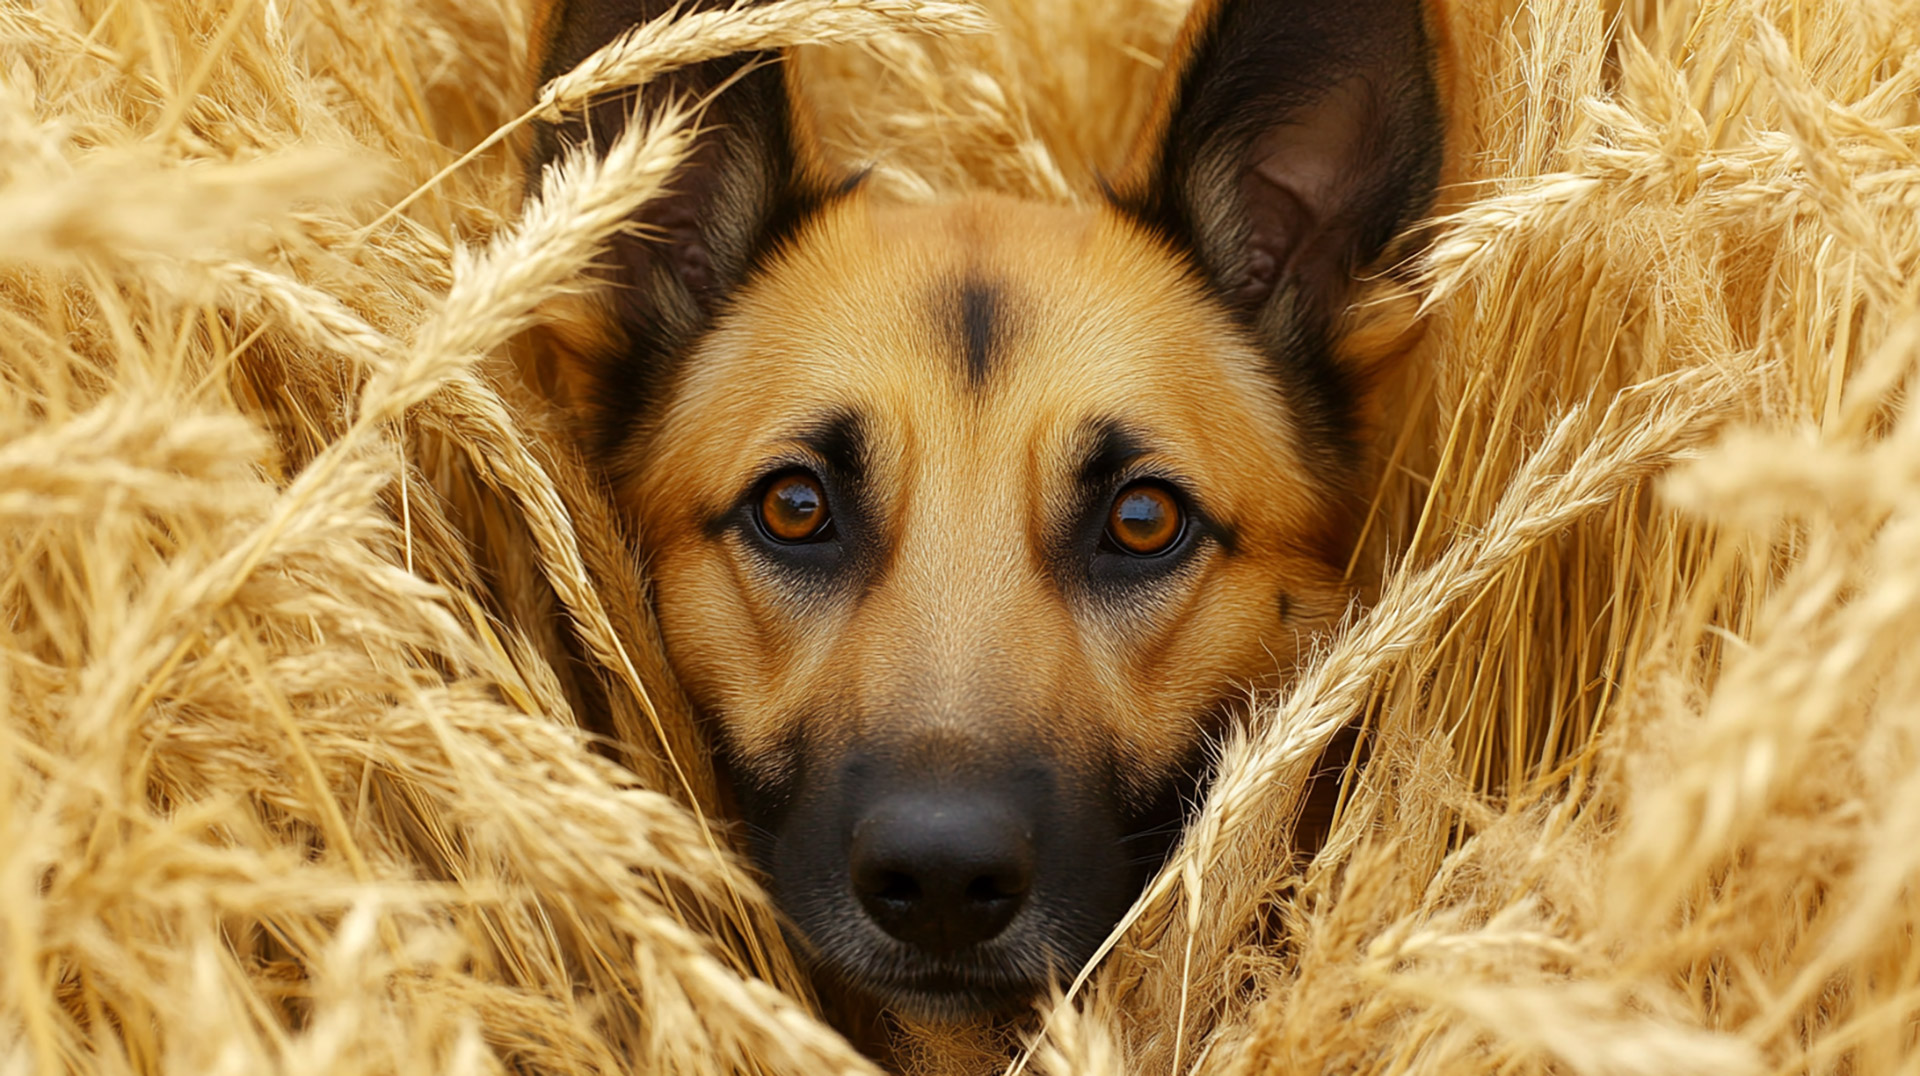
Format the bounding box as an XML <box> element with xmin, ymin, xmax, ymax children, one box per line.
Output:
<box><xmin>530</xmin><ymin>0</ymin><xmax>1441</xmax><ymax>1021</ymax></box>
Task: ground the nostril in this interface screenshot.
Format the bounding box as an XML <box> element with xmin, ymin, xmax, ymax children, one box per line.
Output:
<box><xmin>874</xmin><ymin>870</ymin><xmax>921</xmax><ymax>904</ymax></box>
<box><xmin>963</xmin><ymin>870</ymin><xmax>1027</xmax><ymax>906</ymax></box>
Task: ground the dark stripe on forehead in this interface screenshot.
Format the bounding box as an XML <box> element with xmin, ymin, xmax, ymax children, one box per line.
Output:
<box><xmin>951</xmin><ymin>277</ymin><xmax>1002</xmax><ymax>390</ymax></box>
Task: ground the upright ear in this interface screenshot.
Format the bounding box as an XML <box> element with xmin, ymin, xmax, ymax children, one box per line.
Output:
<box><xmin>525</xmin><ymin>0</ymin><xmax>822</xmax><ymax>446</ymax></box>
<box><xmin>1120</xmin><ymin>0</ymin><xmax>1442</xmax><ymax>446</ymax></box>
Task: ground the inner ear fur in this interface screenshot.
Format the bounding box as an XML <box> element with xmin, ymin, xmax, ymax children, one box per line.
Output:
<box><xmin>525</xmin><ymin>0</ymin><xmax>825</xmax><ymax>452</ymax></box>
<box><xmin>1119</xmin><ymin>0</ymin><xmax>1444</xmax><ymax>464</ymax></box>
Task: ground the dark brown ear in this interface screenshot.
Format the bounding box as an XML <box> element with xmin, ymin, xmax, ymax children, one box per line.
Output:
<box><xmin>526</xmin><ymin>0</ymin><xmax>822</xmax><ymax>450</ymax></box>
<box><xmin>1120</xmin><ymin>0</ymin><xmax>1442</xmax><ymax>462</ymax></box>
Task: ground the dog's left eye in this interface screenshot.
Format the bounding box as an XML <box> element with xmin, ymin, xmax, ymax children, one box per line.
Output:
<box><xmin>1106</xmin><ymin>482</ymin><xmax>1183</xmax><ymax>556</ymax></box>
<box><xmin>758</xmin><ymin>471</ymin><xmax>832</xmax><ymax>542</ymax></box>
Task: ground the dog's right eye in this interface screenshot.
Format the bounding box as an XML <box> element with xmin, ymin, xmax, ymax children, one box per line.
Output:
<box><xmin>758</xmin><ymin>471</ymin><xmax>832</xmax><ymax>543</ymax></box>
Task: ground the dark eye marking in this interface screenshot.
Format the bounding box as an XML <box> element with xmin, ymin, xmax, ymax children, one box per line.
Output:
<box><xmin>1078</xmin><ymin>421</ymin><xmax>1149</xmax><ymax>495</ymax></box>
<box><xmin>805</xmin><ymin>409</ymin><xmax>868</xmax><ymax>481</ymax></box>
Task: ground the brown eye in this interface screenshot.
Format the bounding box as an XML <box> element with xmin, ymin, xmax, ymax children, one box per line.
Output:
<box><xmin>759</xmin><ymin>472</ymin><xmax>830</xmax><ymax>542</ymax></box>
<box><xmin>1107</xmin><ymin>483</ymin><xmax>1182</xmax><ymax>556</ymax></box>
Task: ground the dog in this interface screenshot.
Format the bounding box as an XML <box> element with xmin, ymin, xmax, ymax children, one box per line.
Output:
<box><xmin>524</xmin><ymin>0</ymin><xmax>1442</xmax><ymax>1024</ymax></box>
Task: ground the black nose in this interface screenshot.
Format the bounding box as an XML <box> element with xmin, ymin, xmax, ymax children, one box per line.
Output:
<box><xmin>848</xmin><ymin>792</ymin><xmax>1035</xmax><ymax>956</ymax></box>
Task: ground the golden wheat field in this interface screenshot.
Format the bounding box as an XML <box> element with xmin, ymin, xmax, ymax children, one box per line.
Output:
<box><xmin>4</xmin><ymin>0</ymin><xmax>1920</xmax><ymax>1071</ymax></box>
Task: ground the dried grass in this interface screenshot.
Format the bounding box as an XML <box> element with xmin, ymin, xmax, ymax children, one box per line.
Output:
<box><xmin>3</xmin><ymin>0</ymin><xmax>1918</xmax><ymax>1074</ymax></box>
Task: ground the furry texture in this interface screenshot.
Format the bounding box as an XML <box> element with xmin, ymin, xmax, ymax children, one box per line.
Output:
<box><xmin>3</xmin><ymin>0</ymin><xmax>1919</xmax><ymax>1074</ymax></box>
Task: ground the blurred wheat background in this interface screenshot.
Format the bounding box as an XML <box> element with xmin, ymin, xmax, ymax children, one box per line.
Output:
<box><xmin>3</xmin><ymin>0</ymin><xmax>1918</xmax><ymax>1073</ymax></box>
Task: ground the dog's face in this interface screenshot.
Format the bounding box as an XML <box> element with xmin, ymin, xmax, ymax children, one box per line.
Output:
<box><xmin>633</xmin><ymin>196</ymin><xmax>1351</xmax><ymax>1013</ymax></box>
<box><xmin>530</xmin><ymin>0</ymin><xmax>1440</xmax><ymax>1022</ymax></box>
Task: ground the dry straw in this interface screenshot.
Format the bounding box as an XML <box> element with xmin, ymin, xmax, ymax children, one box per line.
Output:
<box><xmin>3</xmin><ymin>0</ymin><xmax>1918</xmax><ymax>1074</ymax></box>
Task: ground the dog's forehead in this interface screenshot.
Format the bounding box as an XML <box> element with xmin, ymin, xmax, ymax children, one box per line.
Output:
<box><xmin>660</xmin><ymin>194</ymin><xmax>1312</xmax><ymax>500</ymax></box>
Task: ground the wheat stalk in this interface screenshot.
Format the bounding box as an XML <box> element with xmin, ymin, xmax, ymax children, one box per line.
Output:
<box><xmin>534</xmin><ymin>0</ymin><xmax>995</xmax><ymax>119</ymax></box>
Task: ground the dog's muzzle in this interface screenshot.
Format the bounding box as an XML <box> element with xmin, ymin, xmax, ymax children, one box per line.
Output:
<box><xmin>730</xmin><ymin>736</ymin><xmax>1188</xmax><ymax>1021</ymax></box>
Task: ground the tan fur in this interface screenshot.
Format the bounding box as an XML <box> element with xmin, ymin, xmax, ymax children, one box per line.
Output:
<box><xmin>623</xmin><ymin>193</ymin><xmax>1352</xmax><ymax>799</ymax></box>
